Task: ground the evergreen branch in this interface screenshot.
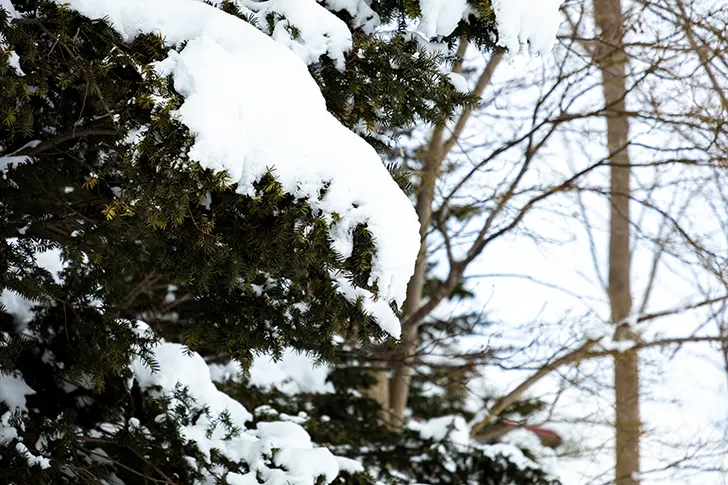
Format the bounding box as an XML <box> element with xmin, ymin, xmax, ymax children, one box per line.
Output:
<box><xmin>17</xmin><ymin>127</ymin><xmax>119</xmax><ymax>156</ymax></box>
<box><xmin>79</xmin><ymin>441</ymin><xmax>178</xmax><ymax>484</ymax></box>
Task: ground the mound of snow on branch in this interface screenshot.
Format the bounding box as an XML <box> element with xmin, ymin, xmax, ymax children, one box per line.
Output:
<box><xmin>55</xmin><ymin>0</ymin><xmax>420</xmax><ymax>337</ymax></box>
<box><xmin>320</xmin><ymin>0</ymin><xmax>380</xmax><ymax>33</ymax></box>
<box><xmin>237</xmin><ymin>0</ymin><xmax>353</xmax><ymax>69</ymax></box>
<box><xmin>0</xmin><ymin>371</ymin><xmax>51</xmax><ymax>469</ymax></box>
<box><xmin>209</xmin><ymin>348</ymin><xmax>334</xmax><ymax>395</ymax></box>
<box><xmin>0</xmin><ymin>0</ymin><xmax>24</xmax><ymax>75</ymax></box>
<box><xmin>408</xmin><ymin>415</ymin><xmax>544</xmax><ymax>471</ymax></box>
<box><xmin>132</xmin><ymin>323</ymin><xmax>346</xmax><ymax>484</ymax></box>
<box><xmin>417</xmin><ymin>0</ymin><xmax>469</xmax><ymax>38</ymax></box>
<box><xmin>249</xmin><ymin>349</ymin><xmax>334</xmax><ymax>394</ymax></box>
<box><xmin>415</xmin><ymin>0</ymin><xmax>563</xmax><ymax>55</ymax></box>
<box><xmin>492</xmin><ymin>0</ymin><xmax>564</xmax><ymax>54</ymax></box>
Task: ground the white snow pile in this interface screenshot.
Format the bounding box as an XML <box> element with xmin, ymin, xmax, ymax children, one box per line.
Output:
<box><xmin>208</xmin><ymin>348</ymin><xmax>334</xmax><ymax>395</ymax></box>
<box><xmin>208</xmin><ymin>359</ymin><xmax>245</xmax><ymax>384</ymax></box>
<box><xmin>0</xmin><ymin>243</ymin><xmax>65</xmax><ymax>329</ymax></box>
<box><xmin>320</xmin><ymin>0</ymin><xmax>380</xmax><ymax>33</ymax></box>
<box><xmin>0</xmin><ymin>154</ymin><xmax>31</xmax><ymax>176</ymax></box>
<box><xmin>492</xmin><ymin>0</ymin><xmax>565</xmax><ymax>54</ymax></box>
<box><xmin>236</xmin><ymin>0</ymin><xmax>353</xmax><ymax>69</ymax></box>
<box><xmin>408</xmin><ymin>415</ymin><xmax>544</xmax><ymax>472</ymax></box>
<box><xmin>500</xmin><ymin>428</ymin><xmax>558</xmax><ymax>475</ymax></box>
<box><xmin>249</xmin><ymin>349</ymin><xmax>334</xmax><ymax>394</ymax></box>
<box><xmin>334</xmin><ymin>275</ymin><xmax>403</xmax><ymax>338</ymax></box>
<box><xmin>53</xmin><ymin>0</ymin><xmax>420</xmax><ymax>338</ymax></box>
<box><xmin>446</xmin><ymin>72</ymin><xmax>469</xmax><ymax>93</ymax></box>
<box><xmin>0</xmin><ymin>0</ymin><xmax>24</xmax><ymax>76</ymax></box>
<box><xmin>415</xmin><ymin>0</ymin><xmax>564</xmax><ymax>55</ymax></box>
<box><xmin>0</xmin><ymin>371</ymin><xmax>51</xmax><ymax>469</ymax></box>
<box><xmin>1</xmin><ymin>140</ymin><xmax>40</xmax><ymax>178</ymax></box>
<box><xmin>417</xmin><ymin>0</ymin><xmax>469</xmax><ymax>38</ymax></box>
<box><xmin>132</xmin><ymin>323</ymin><xmax>352</xmax><ymax>485</ymax></box>
<box><xmin>408</xmin><ymin>415</ymin><xmax>471</xmax><ymax>445</ymax></box>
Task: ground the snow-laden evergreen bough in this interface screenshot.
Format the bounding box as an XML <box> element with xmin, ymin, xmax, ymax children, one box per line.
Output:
<box><xmin>52</xmin><ymin>0</ymin><xmax>421</xmax><ymax>336</ymax></box>
<box><xmin>0</xmin><ymin>0</ymin><xmax>564</xmax><ymax>483</ymax></box>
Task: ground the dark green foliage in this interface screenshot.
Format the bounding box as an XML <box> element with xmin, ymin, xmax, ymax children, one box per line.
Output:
<box><xmin>0</xmin><ymin>1</ymin><xmax>550</xmax><ymax>484</ymax></box>
<box><xmin>0</xmin><ymin>1</ymin><xmax>386</xmax><ymax>480</ymax></box>
<box><xmin>341</xmin><ymin>0</ymin><xmax>499</xmax><ymax>48</ymax></box>
<box><xmin>313</xmin><ymin>32</ymin><xmax>474</xmax><ymax>152</ymax></box>
<box><xmin>0</xmin><ymin>0</ymin><xmax>384</xmax><ymax>367</ymax></box>
<box><xmin>219</xmin><ymin>368</ymin><xmax>560</xmax><ymax>485</ymax></box>
<box><xmin>217</xmin><ymin>0</ymin><xmax>489</xmax><ymax>154</ymax></box>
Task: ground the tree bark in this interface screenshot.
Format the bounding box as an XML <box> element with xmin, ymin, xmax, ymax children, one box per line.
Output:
<box><xmin>369</xmin><ymin>45</ymin><xmax>502</xmax><ymax>431</ymax></box>
<box><xmin>385</xmin><ymin>51</ymin><xmax>504</xmax><ymax>430</ymax></box>
<box><xmin>593</xmin><ymin>1</ymin><xmax>640</xmax><ymax>484</ymax></box>
<box><xmin>387</xmin><ymin>130</ymin><xmax>446</xmax><ymax>429</ymax></box>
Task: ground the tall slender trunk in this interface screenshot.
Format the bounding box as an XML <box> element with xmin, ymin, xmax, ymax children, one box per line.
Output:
<box><xmin>387</xmin><ymin>132</ymin><xmax>446</xmax><ymax>429</ymax></box>
<box><xmin>375</xmin><ymin>44</ymin><xmax>501</xmax><ymax>431</ymax></box>
<box><xmin>593</xmin><ymin>1</ymin><xmax>640</xmax><ymax>484</ymax></box>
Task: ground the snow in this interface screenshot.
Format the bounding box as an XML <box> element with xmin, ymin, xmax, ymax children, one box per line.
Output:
<box><xmin>0</xmin><ymin>412</ymin><xmax>18</xmax><ymax>444</ymax></box>
<box><xmin>335</xmin><ymin>277</ymin><xmax>402</xmax><ymax>338</ymax></box>
<box><xmin>415</xmin><ymin>0</ymin><xmax>564</xmax><ymax>53</ymax></box>
<box><xmin>210</xmin><ymin>348</ymin><xmax>334</xmax><ymax>394</ymax></box>
<box><xmin>0</xmin><ymin>372</ymin><xmax>49</xmax><ymax>468</ymax></box>
<box><xmin>239</xmin><ymin>0</ymin><xmax>353</xmax><ymax>70</ymax></box>
<box><xmin>208</xmin><ymin>359</ymin><xmax>243</xmax><ymax>384</ymax></box>
<box><xmin>209</xmin><ymin>350</ymin><xmax>335</xmax><ymax>395</ymax></box>
<box><xmin>492</xmin><ymin>0</ymin><xmax>564</xmax><ymax>54</ymax></box>
<box><xmin>407</xmin><ymin>414</ymin><xmax>544</xmax><ymax>472</ymax></box>
<box><xmin>480</xmin><ymin>442</ymin><xmax>542</xmax><ymax>471</ymax></box>
<box><xmin>2</xmin><ymin>142</ymin><xmax>42</xmax><ymax>176</ymax></box>
<box><xmin>56</xmin><ymin>0</ymin><xmax>420</xmax><ymax>337</ymax></box>
<box><xmin>409</xmin><ymin>415</ymin><xmax>470</xmax><ymax>445</ymax></box>
<box><xmin>501</xmin><ymin>428</ymin><xmax>558</xmax><ymax>475</ymax></box>
<box><xmin>0</xmin><ymin>371</ymin><xmax>35</xmax><ymax>411</ymax></box>
<box><xmin>226</xmin><ymin>472</ymin><xmax>259</xmax><ymax>485</ymax></box>
<box><xmin>6</xmin><ymin>51</ymin><xmax>23</xmax><ymax>76</ymax></box>
<box><xmin>15</xmin><ymin>442</ymin><xmax>51</xmax><ymax>469</ymax></box>
<box><xmin>130</xmin><ymin>334</ymin><xmax>254</xmax><ymax>426</ymax></box>
<box><xmin>0</xmin><ymin>0</ymin><xmax>23</xmax><ymax>75</ymax></box>
<box><xmin>446</xmin><ymin>72</ymin><xmax>469</xmax><ymax>93</ymax></box>
<box><xmin>248</xmin><ymin>348</ymin><xmax>334</xmax><ymax>394</ymax></box>
<box><xmin>252</xmin><ymin>421</ymin><xmax>339</xmax><ymax>483</ymax></box>
<box><xmin>418</xmin><ymin>0</ymin><xmax>469</xmax><ymax>38</ymax></box>
<box><xmin>131</xmin><ymin>323</ymin><xmax>342</xmax><ymax>484</ymax></box>
<box><xmin>0</xmin><ymin>245</ymin><xmax>64</xmax><ymax>329</ymax></box>
<box><xmin>335</xmin><ymin>455</ymin><xmax>364</xmax><ymax>474</ymax></box>
<box><xmin>0</xmin><ymin>155</ymin><xmax>31</xmax><ymax>174</ymax></box>
<box><xmin>320</xmin><ymin>0</ymin><xmax>380</xmax><ymax>33</ymax></box>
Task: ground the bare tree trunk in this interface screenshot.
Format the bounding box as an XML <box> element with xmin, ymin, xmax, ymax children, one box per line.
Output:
<box><xmin>388</xmin><ymin>131</ymin><xmax>446</xmax><ymax>429</ymax></box>
<box><xmin>364</xmin><ymin>369</ymin><xmax>391</xmax><ymax>425</ymax></box>
<box><xmin>593</xmin><ymin>1</ymin><xmax>640</xmax><ymax>484</ymax></box>
<box><xmin>373</xmin><ymin>44</ymin><xmax>502</xmax><ymax>430</ymax></box>
<box><xmin>365</xmin><ymin>137</ymin><xmax>442</xmax><ymax>429</ymax></box>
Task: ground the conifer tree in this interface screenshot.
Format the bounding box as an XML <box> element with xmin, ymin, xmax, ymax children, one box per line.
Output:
<box><xmin>0</xmin><ymin>1</ymin><xmax>561</xmax><ymax>484</ymax></box>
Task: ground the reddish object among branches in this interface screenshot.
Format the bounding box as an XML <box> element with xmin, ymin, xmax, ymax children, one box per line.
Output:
<box><xmin>473</xmin><ymin>419</ymin><xmax>563</xmax><ymax>449</ymax></box>
<box><xmin>502</xmin><ymin>419</ymin><xmax>563</xmax><ymax>448</ymax></box>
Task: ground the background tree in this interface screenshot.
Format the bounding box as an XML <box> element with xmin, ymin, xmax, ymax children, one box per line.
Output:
<box><xmin>354</xmin><ymin>0</ymin><xmax>728</xmax><ymax>484</ymax></box>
